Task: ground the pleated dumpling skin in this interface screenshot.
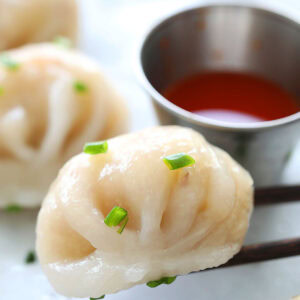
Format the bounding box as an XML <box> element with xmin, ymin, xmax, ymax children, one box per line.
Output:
<box><xmin>0</xmin><ymin>44</ymin><xmax>128</xmax><ymax>207</ymax></box>
<box><xmin>36</xmin><ymin>126</ymin><xmax>253</xmax><ymax>298</ymax></box>
<box><xmin>0</xmin><ymin>0</ymin><xmax>77</xmax><ymax>51</ymax></box>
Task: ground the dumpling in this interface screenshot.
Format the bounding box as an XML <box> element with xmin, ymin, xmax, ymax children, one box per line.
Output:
<box><xmin>36</xmin><ymin>126</ymin><xmax>253</xmax><ymax>298</ymax></box>
<box><xmin>0</xmin><ymin>44</ymin><xmax>128</xmax><ymax>208</ymax></box>
<box><xmin>0</xmin><ymin>0</ymin><xmax>77</xmax><ymax>51</ymax></box>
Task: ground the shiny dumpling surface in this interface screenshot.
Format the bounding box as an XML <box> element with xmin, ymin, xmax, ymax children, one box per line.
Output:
<box><xmin>0</xmin><ymin>44</ymin><xmax>128</xmax><ymax>207</ymax></box>
<box><xmin>36</xmin><ymin>126</ymin><xmax>253</xmax><ymax>298</ymax></box>
<box><xmin>0</xmin><ymin>0</ymin><xmax>77</xmax><ymax>51</ymax></box>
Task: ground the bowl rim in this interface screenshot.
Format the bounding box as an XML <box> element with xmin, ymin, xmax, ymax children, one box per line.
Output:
<box><xmin>136</xmin><ymin>0</ymin><xmax>300</xmax><ymax>132</ymax></box>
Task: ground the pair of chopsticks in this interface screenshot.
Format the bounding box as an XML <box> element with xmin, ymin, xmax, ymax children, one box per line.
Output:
<box><xmin>204</xmin><ymin>185</ymin><xmax>300</xmax><ymax>271</ymax></box>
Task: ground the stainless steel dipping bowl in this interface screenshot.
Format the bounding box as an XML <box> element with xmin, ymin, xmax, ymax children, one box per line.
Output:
<box><xmin>138</xmin><ymin>2</ymin><xmax>300</xmax><ymax>186</ymax></box>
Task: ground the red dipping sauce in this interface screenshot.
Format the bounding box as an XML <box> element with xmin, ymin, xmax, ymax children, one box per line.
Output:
<box><xmin>162</xmin><ymin>72</ymin><xmax>299</xmax><ymax>123</ymax></box>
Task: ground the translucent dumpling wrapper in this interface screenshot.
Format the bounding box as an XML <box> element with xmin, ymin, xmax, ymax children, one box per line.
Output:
<box><xmin>36</xmin><ymin>126</ymin><xmax>253</xmax><ymax>298</ymax></box>
<box><xmin>0</xmin><ymin>0</ymin><xmax>77</xmax><ymax>51</ymax></box>
<box><xmin>0</xmin><ymin>44</ymin><xmax>128</xmax><ymax>207</ymax></box>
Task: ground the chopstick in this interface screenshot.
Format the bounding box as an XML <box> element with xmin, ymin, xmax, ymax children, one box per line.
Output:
<box><xmin>218</xmin><ymin>237</ymin><xmax>300</xmax><ymax>268</ymax></box>
<box><xmin>255</xmin><ymin>185</ymin><xmax>300</xmax><ymax>205</ymax></box>
<box><xmin>195</xmin><ymin>237</ymin><xmax>300</xmax><ymax>273</ymax></box>
<box><xmin>193</xmin><ymin>185</ymin><xmax>300</xmax><ymax>273</ymax></box>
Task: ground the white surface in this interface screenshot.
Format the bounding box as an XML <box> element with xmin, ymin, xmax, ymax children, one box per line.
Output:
<box><xmin>0</xmin><ymin>0</ymin><xmax>300</xmax><ymax>299</ymax></box>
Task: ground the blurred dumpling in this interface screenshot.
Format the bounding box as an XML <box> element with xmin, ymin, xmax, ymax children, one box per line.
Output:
<box><xmin>36</xmin><ymin>126</ymin><xmax>253</xmax><ymax>298</ymax></box>
<box><xmin>0</xmin><ymin>43</ymin><xmax>128</xmax><ymax>208</ymax></box>
<box><xmin>0</xmin><ymin>0</ymin><xmax>77</xmax><ymax>51</ymax></box>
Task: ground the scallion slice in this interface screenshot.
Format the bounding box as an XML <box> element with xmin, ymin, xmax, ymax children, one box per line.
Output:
<box><xmin>90</xmin><ymin>296</ymin><xmax>105</xmax><ymax>300</ymax></box>
<box><xmin>25</xmin><ymin>251</ymin><xmax>36</xmax><ymax>264</ymax></box>
<box><xmin>117</xmin><ymin>215</ymin><xmax>128</xmax><ymax>234</ymax></box>
<box><xmin>147</xmin><ymin>276</ymin><xmax>177</xmax><ymax>288</ymax></box>
<box><xmin>83</xmin><ymin>141</ymin><xmax>108</xmax><ymax>155</ymax></box>
<box><xmin>53</xmin><ymin>36</ymin><xmax>72</xmax><ymax>48</ymax></box>
<box><xmin>0</xmin><ymin>86</ymin><xmax>4</xmax><ymax>95</ymax></box>
<box><xmin>73</xmin><ymin>81</ymin><xmax>88</xmax><ymax>93</ymax></box>
<box><xmin>104</xmin><ymin>206</ymin><xmax>128</xmax><ymax>234</ymax></box>
<box><xmin>0</xmin><ymin>54</ymin><xmax>20</xmax><ymax>71</ymax></box>
<box><xmin>5</xmin><ymin>204</ymin><xmax>22</xmax><ymax>213</ymax></box>
<box><xmin>163</xmin><ymin>153</ymin><xmax>195</xmax><ymax>170</ymax></box>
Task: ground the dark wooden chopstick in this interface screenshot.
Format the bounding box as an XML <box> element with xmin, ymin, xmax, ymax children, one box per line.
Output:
<box><xmin>193</xmin><ymin>237</ymin><xmax>300</xmax><ymax>273</ymax></box>
<box><xmin>255</xmin><ymin>185</ymin><xmax>300</xmax><ymax>206</ymax></box>
<box><xmin>219</xmin><ymin>237</ymin><xmax>300</xmax><ymax>268</ymax></box>
<box><xmin>192</xmin><ymin>185</ymin><xmax>300</xmax><ymax>273</ymax></box>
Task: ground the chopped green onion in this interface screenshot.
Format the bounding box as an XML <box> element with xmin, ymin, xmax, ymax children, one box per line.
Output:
<box><xmin>0</xmin><ymin>86</ymin><xmax>4</xmax><ymax>95</ymax></box>
<box><xmin>284</xmin><ymin>149</ymin><xmax>293</xmax><ymax>163</ymax></box>
<box><xmin>83</xmin><ymin>141</ymin><xmax>108</xmax><ymax>155</ymax></box>
<box><xmin>163</xmin><ymin>153</ymin><xmax>195</xmax><ymax>170</ymax></box>
<box><xmin>25</xmin><ymin>250</ymin><xmax>36</xmax><ymax>264</ymax></box>
<box><xmin>147</xmin><ymin>276</ymin><xmax>177</xmax><ymax>288</ymax></box>
<box><xmin>104</xmin><ymin>206</ymin><xmax>127</xmax><ymax>227</ymax></box>
<box><xmin>90</xmin><ymin>296</ymin><xmax>105</xmax><ymax>300</ymax></box>
<box><xmin>0</xmin><ymin>54</ymin><xmax>20</xmax><ymax>71</ymax></box>
<box><xmin>104</xmin><ymin>206</ymin><xmax>128</xmax><ymax>234</ymax></box>
<box><xmin>5</xmin><ymin>204</ymin><xmax>22</xmax><ymax>213</ymax></box>
<box><xmin>53</xmin><ymin>36</ymin><xmax>72</xmax><ymax>48</ymax></box>
<box><xmin>117</xmin><ymin>215</ymin><xmax>128</xmax><ymax>234</ymax></box>
<box><xmin>73</xmin><ymin>81</ymin><xmax>88</xmax><ymax>93</ymax></box>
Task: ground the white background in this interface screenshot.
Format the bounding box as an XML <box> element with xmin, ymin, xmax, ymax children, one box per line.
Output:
<box><xmin>0</xmin><ymin>0</ymin><xmax>300</xmax><ymax>299</ymax></box>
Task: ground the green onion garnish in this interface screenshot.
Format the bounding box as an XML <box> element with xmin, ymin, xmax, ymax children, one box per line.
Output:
<box><xmin>73</xmin><ymin>81</ymin><xmax>88</xmax><ymax>93</ymax></box>
<box><xmin>53</xmin><ymin>36</ymin><xmax>72</xmax><ymax>48</ymax></box>
<box><xmin>0</xmin><ymin>86</ymin><xmax>4</xmax><ymax>95</ymax></box>
<box><xmin>5</xmin><ymin>204</ymin><xmax>22</xmax><ymax>213</ymax></box>
<box><xmin>117</xmin><ymin>215</ymin><xmax>128</xmax><ymax>234</ymax></box>
<box><xmin>90</xmin><ymin>296</ymin><xmax>105</xmax><ymax>300</ymax></box>
<box><xmin>163</xmin><ymin>153</ymin><xmax>195</xmax><ymax>170</ymax></box>
<box><xmin>83</xmin><ymin>141</ymin><xmax>108</xmax><ymax>155</ymax></box>
<box><xmin>25</xmin><ymin>250</ymin><xmax>36</xmax><ymax>264</ymax></box>
<box><xmin>0</xmin><ymin>54</ymin><xmax>20</xmax><ymax>71</ymax></box>
<box><xmin>104</xmin><ymin>206</ymin><xmax>128</xmax><ymax>234</ymax></box>
<box><xmin>284</xmin><ymin>149</ymin><xmax>293</xmax><ymax>163</ymax></box>
<box><xmin>147</xmin><ymin>276</ymin><xmax>177</xmax><ymax>288</ymax></box>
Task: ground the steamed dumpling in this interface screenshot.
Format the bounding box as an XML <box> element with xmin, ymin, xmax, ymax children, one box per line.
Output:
<box><xmin>36</xmin><ymin>126</ymin><xmax>253</xmax><ymax>298</ymax></box>
<box><xmin>0</xmin><ymin>44</ymin><xmax>128</xmax><ymax>207</ymax></box>
<box><xmin>0</xmin><ymin>0</ymin><xmax>77</xmax><ymax>51</ymax></box>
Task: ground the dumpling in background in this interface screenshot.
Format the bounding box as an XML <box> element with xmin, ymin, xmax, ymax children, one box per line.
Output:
<box><xmin>0</xmin><ymin>0</ymin><xmax>77</xmax><ymax>51</ymax></box>
<box><xmin>0</xmin><ymin>44</ymin><xmax>128</xmax><ymax>208</ymax></box>
<box><xmin>36</xmin><ymin>126</ymin><xmax>253</xmax><ymax>298</ymax></box>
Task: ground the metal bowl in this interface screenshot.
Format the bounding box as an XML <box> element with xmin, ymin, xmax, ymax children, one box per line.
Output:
<box><xmin>138</xmin><ymin>2</ymin><xmax>300</xmax><ymax>186</ymax></box>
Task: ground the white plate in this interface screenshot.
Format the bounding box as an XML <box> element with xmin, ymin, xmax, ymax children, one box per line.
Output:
<box><xmin>0</xmin><ymin>0</ymin><xmax>300</xmax><ymax>299</ymax></box>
